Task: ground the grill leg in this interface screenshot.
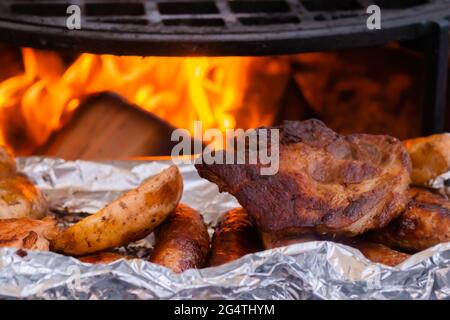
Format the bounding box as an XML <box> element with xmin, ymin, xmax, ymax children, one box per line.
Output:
<box><xmin>420</xmin><ymin>21</ymin><xmax>449</xmax><ymax>135</ymax></box>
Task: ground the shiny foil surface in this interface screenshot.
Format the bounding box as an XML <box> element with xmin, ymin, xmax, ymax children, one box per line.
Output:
<box><xmin>428</xmin><ymin>169</ymin><xmax>450</xmax><ymax>199</ymax></box>
<box><xmin>0</xmin><ymin>157</ymin><xmax>448</xmax><ymax>300</ymax></box>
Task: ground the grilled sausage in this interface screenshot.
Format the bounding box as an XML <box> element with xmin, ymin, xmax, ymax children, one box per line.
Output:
<box><xmin>78</xmin><ymin>251</ymin><xmax>128</xmax><ymax>264</ymax></box>
<box><xmin>149</xmin><ymin>204</ymin><xmax>209</xmax><ymax>273</ymax></box>
<box><xmin>209</xmin><ymin>208</ymin><xmax>262</xmax><ymax>266</ymax></box>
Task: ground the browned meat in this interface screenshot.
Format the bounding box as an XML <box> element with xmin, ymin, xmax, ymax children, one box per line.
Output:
<box><xmin>260</xmin><ymin>231</ymin><xmax>409</xmax><ymax>267</ymax></box>
<box><xmin>209</xmin><ymin>208</ymin><xmax>262</xmax><ymax>267</ymax></box>
<box><xmin>196</xmin><ymin>119</ymin><xmax>411</xmax><ymax>237</ymax></box>
<box><xmin>344</xmin><ymin>239</ymin><xmax>410</xmax><ymax>266</ymax></box>
<box><xmin>78</xmin><ymin>252</ymin><xmax>127</xmax><ymax>264</ymax></box>
<box><xmin>369</xmin><ymin>188</ymin><xmax>450</xmax><ymax>252</ymax></box>
<box><xmin>261</xmin><ymin>231</ymin><xmax>327</xmax><ymax>249</ymax></box>
<box><xmin>149</xmin><ymin>204</ymin><xmax>210</xmax><ymax>273</ymax></box>
<box><xmin>0</xmin><ymin>217</ymin><xmax>59</xmax><ymax>251</ymax></box>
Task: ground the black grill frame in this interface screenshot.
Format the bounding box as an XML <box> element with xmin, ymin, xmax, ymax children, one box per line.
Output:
<box><xmin>0</xmin><ymin>0</ymin><xmax>447</xmax><ymax>56</ymax></box>
<box><xmin>0</xmin><ymin>0</ymin><xmax>449</xmax><ymax>135</ymax></box>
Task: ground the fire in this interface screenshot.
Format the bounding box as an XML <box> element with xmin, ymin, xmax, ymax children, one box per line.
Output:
<box><xmin>0</xmin><ymin>48</ymin><xmax>290</xmax><ymax>154</ymax></box>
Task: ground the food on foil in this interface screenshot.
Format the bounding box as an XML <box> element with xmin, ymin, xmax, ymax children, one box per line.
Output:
<box><xmin>343</xmin><ymin>239</ymin><xmax>410</xmax><ymax>267</ymax></box>
<box><xmin>259</xmin><ymin>230</ymin><xmax>410</xmax><ymax>267</ymax></box>
<box><xmin>78</xmin><ymin>251</ymin><xmax>128</xmax><ymax>264</ymax></box>
<box><xmin>1</xmin><ymin>118</ymin><xmax>450</xmax><ymax>285</ymax></box>
<box><xmin>149</xmin><ymin>204</ymin><xmax>209</xmax><ymax>273</ymax></box>
<box><xmin>52</xmin><ymin>165</ymin><xmax>183</xmax><ymax>256</ymax></box>
<box><xmin>404</xmin><ymin>133</ymin><xmax>450</xmax><ymax>186</ymax></box>
<box><xmin>208</xmin><ymin>208</ymin><xmax>262</xmax><ymax>267</ymax></box>
<box><xmin>0</xmin><ymin>146</ymin><xmax>47</xmax><ymax>219</ymax></box>
<box><xmin>261</xmin><ymin>231</ymin><xmax>326</xmax><ymax>249</ymax></box>
<box><xmin>196</xmin><ymin>119</ymin><xmax>412</xmax><ymax>236</ymax></box>
<box><xmin>194</xmin><ymin>120</ymin><xmax>450</xmax><ymax>267</ymax></box>
<box><xmin>0</xmin><ymin>175</ymin><xmax>48</xmax><ymax>219</ymax></box>
<box><xmin>0</xmin><ymin>217</ymin><xmax>58</xmax><ymax>251</ymax></box>
<box><xmin>369</xmin><ymin>187</ymin><xmax>450</xmax><ymax>252</ymax></box>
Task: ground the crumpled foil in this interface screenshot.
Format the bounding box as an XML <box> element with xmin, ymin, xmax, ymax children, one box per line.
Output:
<box><xmin>427</xmin><ymin>170</ymin><xmax>450</xmax><ymax>199</ymax></box>
<box><xmin>0</xmin><ymin>156</ymin><xmax>449</xmax><ymax>300</ymax></box>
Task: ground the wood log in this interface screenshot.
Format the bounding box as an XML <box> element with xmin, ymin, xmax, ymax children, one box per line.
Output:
<box><xmin>39</xmin><ymin>92</ymin><xmax>187</xmax><ymax>160</ymax></box>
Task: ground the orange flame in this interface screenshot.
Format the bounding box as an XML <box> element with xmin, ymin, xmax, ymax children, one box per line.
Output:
<box><xmin>0</xmin><ymin>48</ymin><xmax>289</xmax><ymax>154</ymax></box>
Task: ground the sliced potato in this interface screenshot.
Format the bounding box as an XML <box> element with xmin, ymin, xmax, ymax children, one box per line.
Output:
<box><xmin>52</xmin><ymin>165</ymin><xmax>183</xmax><ymax>256</ymax></box>
<box><xmin>404</xmin><ymin>134</ymin><xmax>450</xmax><ymax>185</ymax></box>
<box><xmin>0</xmin><ymin>145</ymin><xmax>48</xmax><ymax>220</ymax></box>
<box><xmin>0</xmin><ymin>174</ymin><xmax>48</xmax><ymax>219</ymax></box>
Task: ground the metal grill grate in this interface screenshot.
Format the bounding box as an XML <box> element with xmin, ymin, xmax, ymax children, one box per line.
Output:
<box><xmin>3</xmin><ymin>0</ymin><xmax>445</xmax><ymax>30</ymax></box>
<box><xmin>0</xmin><ymin>0</ymin><xmax>448</xmax><ymax>55</ymax></box>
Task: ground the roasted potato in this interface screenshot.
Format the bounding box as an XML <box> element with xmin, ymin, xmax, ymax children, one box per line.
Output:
<box><xmin>404</xmin><ymin>134</ymin><xmax>450</xmax><ymax>185</ymax></box>
<box><xmin>52</xmin><ymin>165</ymin><xmax>183</xmax><ymax>256</ymax></box>
<box><xmin>0</xmin><ymin>174</ymin><xmax>48</xmax><ymax>219</ymax></box>
<box><xmin>0</xmin><ymin>145</ymin><xmax>47</xmax><ymax>219</ymax></box>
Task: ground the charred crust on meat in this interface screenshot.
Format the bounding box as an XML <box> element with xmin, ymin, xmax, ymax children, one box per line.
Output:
<box><xmin>22</xmin><ymin>231</ymin><xmax>38</xmax><ymax>249</ymax></box>
<box><xmin>195</xmin><ymin>119</ymin><xmax>411</xmax><ymax>236</ymax></box>
<box><xmin>15</xmin><ymin>249</ymin><xmax>28</xmax><ymax>257</ymax></box>
<box><xmin>369</xmin><ymin>188</ymin><xmax>450</xmax><ymax>252</ymax></box>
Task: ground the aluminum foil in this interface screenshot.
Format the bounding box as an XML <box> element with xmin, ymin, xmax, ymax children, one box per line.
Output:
<box><xmin>427</xmin><ymin>170</ymin><xmax>450</xmax><ymax>199</ymax></box>
<box><xmin>420</xmin><ymin>133</ymin><xmax>450</xmax><ymax>198</ymax></box>
<box><xmin>0</xmin><ymin>156</ymin><xmax>449</xmax><ymax>300</ymax></box>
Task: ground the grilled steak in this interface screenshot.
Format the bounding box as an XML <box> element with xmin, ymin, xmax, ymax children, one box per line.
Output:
<box><xmin>196</xmin><ymin>119</ymin><xmax>411</xmax><ymax>236</ymax></box>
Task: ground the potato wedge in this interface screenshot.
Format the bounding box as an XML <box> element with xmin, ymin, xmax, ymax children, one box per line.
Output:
<box><xmin>403</xmin><ymin>134</ymin><xmax>450</xmax><ymax>185</ymax></box>
<box><xmin>0</xmin><ymin>174</ymin><xmax>48</xmax><ymax>219</ymax></box>
<box><xmin>52</xmin><ymin>165</ymin><xmax>183</xmax><ymax>256</ymax></box>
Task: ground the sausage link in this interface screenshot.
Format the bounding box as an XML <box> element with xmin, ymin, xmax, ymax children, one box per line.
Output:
<box><xmin>78</xmin><ymin>252</ymin><xmax>128</xmax><ymax>264</ymax></box>
<box><xmin>209</xmin><ymin>208</ymin><xmax>262</xmax><ymax>267</ymax></box>
<box><xmin>149</xmin><ymin>204</ymin><xmax>210</xmax><ymax>273</ymax></box>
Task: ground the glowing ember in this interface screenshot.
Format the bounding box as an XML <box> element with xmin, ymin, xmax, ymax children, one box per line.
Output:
<box><xmin>0</xmin><ymin>48</ymin><xmax>290</xmax><ymax>154</ymax></box>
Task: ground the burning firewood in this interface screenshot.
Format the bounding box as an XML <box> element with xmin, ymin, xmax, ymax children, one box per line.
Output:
<box><xmin>39</xmin><ymin>93</ymin><xmax>184</xmax><ymax>159</ymax></box>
